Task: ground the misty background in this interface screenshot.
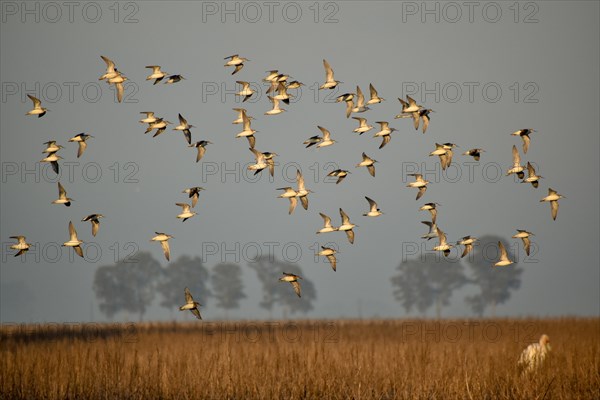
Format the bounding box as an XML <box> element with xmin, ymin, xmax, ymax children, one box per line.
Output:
<box><xmin>1</xmin><ymin>1</ymin><xmax>598</xmax><ymax>322</ymax></box>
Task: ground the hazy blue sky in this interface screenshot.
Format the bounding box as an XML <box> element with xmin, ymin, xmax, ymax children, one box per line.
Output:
<box><xmin>1</xmin><ymin>1</ymin><xmax>598</xmax><ymax>322</ymax></box>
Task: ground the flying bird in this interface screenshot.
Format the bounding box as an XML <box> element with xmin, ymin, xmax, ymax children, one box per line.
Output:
<box><xmin>145</xmin><ymin>65</ymin><xmax>168</xmax><ymax>84</ymax></box>
<box><xmin>456</xmin><ymin>236</ymin><xmax>478</xmax><ymax>258</ymax></box>
<box><xmin>494</xmin><ymin>241</ymin><xmax>514</xmax><ymax>267</ymax></box>
<box><xmin>317</xmin><ymin>247</ymin><xmax>338</xmax><ymax>271</ymax></box>
<box><xmin>174</xmin><ymin>113</ymin><xmax>194</xmax><ymax>145</ymax></box>
<box><xmin>512</xmin><ymin>129</ymin><xmax>535</xmax><ymax>154</ymax></box>
<box><xmin>432</xmin><ymin>228</ymin><xmax>453</xmax><ymax>257</ymax></box>
<box><xmin>99</xmin><ymin>55</ymin><xmax>119</xmax><ymax>81</ymax></box>
<box><xmin>272</xmin><ymin>82</ymin><xmax>292</xmax><ymax>105</ymax></box>
<box><xmin>420</xmin><ymin>202</ymin><xmax>440</xmax><ymax>223</ymax></box>
<box><xmin>262</xmin><ymin>152</ymin><xmax>278</xmax><ymax>177</ymax></box>
<box><xmin>164</xmin><ymin>74</ymin><xmax>185</xmax><ymax>84</ymax></box>
<box><xmin>396</xmin><ymin>95</ymin><xmax>421</xmax><ymax>116</ymax></box>
<box><xmin>146</xmin><ymin>118</ymin><xmax>172</xmax><ymax>137</ymax></box>
<box><xmin>412</xmin><ymin>108</ymin><xmax>433</xmax><ymax>134</ymax></box>
<box><xmin>10</xmin><ymin>236</ymin><xmax>32</xmax><ymax>257</ymax></box>
<box><xmin>352</xmin><ymin>117</ymin><xmax>373</xmax><ymax>135</ymax></box>
<box><xmin>182</xmin><ymin>187</ymin><xmax>205</xmax><ymax>208</ymax></box>
<box><xmin>179</xmin><ymin>287</ymin><xmax>202</xmax><ymax>319</ymax></box>
<box><xmin>42</xmin><ymin>140</ymin><xmax>63</xmax><ymax>154</ymax></box>
<box><xmin>522</xmin><ymin>162</ymin><xmax>543</xmax><ymax>188</ymax></box>
<box><xmin>351</xmin><ymin>86</ymin><xmax>370</xmax><ymax>114</ymax></box>
<box><xmin>151</xmin><ymin>232</ymin><xmax>173</xmax><ymax>261</ymax></box>
<box><xmin>52</xmin><ymin>182</ymin><xmax>73</xmax><ymax>207</ymax></box>
<box><xmin>327</xmin><ymin>169</ymin><xmax>350</xmax><ymax>184</ymax></box>
<box><xmin>366</xmin><ymin>83</ymin><xmax>384</xmax><ymax>105</ymax></box>
<box><xmin>319</xmin><ymin>59</ymin><xmax>341</xmax><ymax>89</ymax></box>
<box><xmin>176</xmin><ymin>203</ymin><xmax>197</xmax><ymax>222</ymax></box>
<box><xmin>421</xmin><ymin>221</ymin><xmax>439</xmax><ymax>241</ymax></box>
<box><xmin>279</xmin><ymin>272</ymin><xmax>302</xmax><ymax>297</ymax></box>
<box><xmin>26</xmin><ymin>95</ymin><xmax>48</xmax><ymax>117</ymax></box>
<box><xmin>68</xmin><ymin>133</ymin><xmax>93</xmax><ymax>158</ymax></box>
<box><xmin>248</xmin><ymin>147</ymin><xmax>268</xmax><ymax>175</ymax></box>
<box><xmin>232</xmin><ymin>108</ymin><xmax>254</xmax><ymax>125</ymax></box>
<box><xmin>373</xmin><ymin>121</ymin><xmax>398</xmax><ymax>149</ymax></box>
<box><xmin>316</xmin><ymin>212</ymin><xmax>338</xmax><ymax>234</ymax></box>
<box><xmin>82</xmin><ymin>214</ymin><xmax>104</xmax><ymax>237</ymax></box>
<box><xmin>224</xmin><ymin>54</ymin><xmax>249</xmax><ymax>75</ymax></box>
<box><xmin>235</xmin><ymin>81</ymin><xmax>254</xmax><ymax>102</ymax></box>
<box><xmin>506</xmin><ymin>145</ymin><xmax>525</xmax><ymax>179</ymax></box>
<box><xmin>235</xmin><ymin>111</ymin><xmax>257</xmax><ymax>148</ymax></box>
<box><xmin>363</xmin><ymin>196</ymin><xmax>383</xmax><ymax>217</ymax></box>
<box><xmin>303</xmin><ymin>135</ymin><xmax>322</xmax><ymax>148</ymax></box>
<box><xmin>540</xmin><ymin>188</ymin><xmax>565</xmax><ymax>220</ymax></box>
<box><xmin>356</xmin><ymin>152</ymin><xmax>377</xmax><ymax>177</ymax></box>
<box><xmin>338</xmin><ymin>208</ymin><xmax>357</xmax><ymax>244</ymax></box>
<box><xmin>139</xmin><ymin>111</ymin><xmax>158</xmax><ymax>124</ymax></box>
<box><xmin>189</xmin><ymin>140</ymin><xmax>213</xmax><ymax>162</ymax></box>
<box><xmin>316</xmin><ymin>126</ymin><xmax>336</xmax><ymax>148</ymax></box>
<box><xmin>518</xmin><ymin>334</ymin><xmax>551</xmax><ymax>374</ymax></box>
<box><xmin>463</xmin><ymin>148</ymin><xmax>485</xmax><ymax>161</ymax></box>
<box><xmin>295</xmin><ymin>169</ymin><xmax>312</xmax><ymax>210</ymax></box>
<box><xmin>277</xmin><ymin>187</ymin><xmax>298</xmax><ymax>215</ymax></box>
<box><xmin>40</xmin><ymin>152</ymin><xmax>62</xmax><ymax>174</ymax></box>
<box><xmin>407</xmin><ymin>173</ymin><xmax>429</xmax><ymax>200</ymax></box>
<box><xmin>62</xmin><ymin>221</ymin><xmax>84</xmax><ymax>258</ymax></box>
<box><xmin>265</xmin><ymin>96</ymin><xmax>286</xmax><ymax>115</ymax></box>
<box><xmin>512</xmin><ymin>229</ymin><xmax>534</xmax><ymax>256</ymax></box>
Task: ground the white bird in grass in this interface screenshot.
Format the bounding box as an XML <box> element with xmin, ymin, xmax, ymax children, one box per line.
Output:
<box><xmin>407</xmin><ymin>174</ymin><xmax>429</xmax><ymax>200</ymax></box>
<box><xmin>62</xmin><ymin>221</ymin><xmax>84</xmax><ymax>258</ymax></box>
<box><xmin>279</xmin><ymin>272</ymin><xmax>302</xmax><ymax>297</ymax></box>
<box><xmin>518</xmin><ymin>334</ymin><xmax>551</xmax><ymax>374</ymax></box>
<box><xmin>338</xmin><ymin>208</ymin><xmax>357</xmax><ymax>244</ymax></box>
<box><xmin>151</xmin><ymin>232</ymin><xmax>173</xmax><ymax>261</ymax></box>
<box><xmin>432</xmin><ymin>228</ymin><xmax>453</xmax><ymax>257</ymax></box>
<box><xmin>236</xmin><ymin>80</ymin><xmax>254</xmax><ymax>102</ymax></box>
<box><xmin>319</xmin><ymin>59</ymin><xmax>341</xmax><ymax>89</ymax></box>
<box><xmin>179</xmin><ymin>287</ymin><xmax>202</xmax><ymax>319</ymax></box>
<box><xmin>145</xmin><ymin>65</ymin><xmax>168</xmax><ymax>85</ymax></box>
<box><xmin>494</xmin><ymin>241</ymin><xmax>514</xmax><ymax>267</ymax></box>
<box><xmin>356</xmin><ymin>152</ymin><xmax>377</xmax><ymax>177</ymax></box>
<box><xmin>189</xmin><ymin>140</ymin><xmax>212</xmax><ymax>162</ymax></box>
<box><xmin>327</xmin><ymin>169</ymin><xmax>350</xmax><ymax>184</ymax></box>
<box><xmin>52</xmin><ymin>182</ymin><xmax>73</xmax><ymax>207</ymax></box>
<box><xmin>373</xmin><ymin>121</ymin><xmax>398</xmax><ymax>149</ymax></box>
<box><xmin>352</xmin><ymin>117</ymin><xmax>373</xmax><ymax>135</ymax></box>
<box><xmin>317</xmin><ymin>247</ymin><xmax>338</xmax><ymax>271</ymax></box>
<box><xmin>10</xmin><ymin>236</ymin><xmax>32</xmax><ymax>257</ymax></box>
<box><xmin>512</xmin><ymin>229</ymin><xmax>534</xmax><ymax>256</ymax></box>
<box><xmin>366</xmin><ymin>83</ymin><xmax>384</xmax><ymax>105</ymax></box>
<box><xmin>363</xmin><ymin>196</ymin><xmax>383</xmax><ymax>217</ymax></box>
<box><xmin>540</xmin><ymin>188</ymin><xmax>565</xmax><ymax>220</ymax></box>
<box><xmin>512</xmin><ymin>128</ymin><xmax>535</xmax><ymax>154</ymax></box>
<box><xmin>81</xmin><ymin>214</ymin><xmax>104</xmax><ymax>237</ymax></box>
<box><xmin>68</xmin><ymin>133</ymin><xmax>94</xmax><ymax>158</ymax></box>
<box><xmin>26</xmin><ymin>95</ymin><xmax>48</xmax><ymax>118</ymax></box>
<box><xmin>316</xmin><ymin>212</ymin><xmax>338</xmax><ymax>234</ymax></box>
<box><xmin>182</xmin><ymin>187</ymin><xmax>205</xmax><ymax>208</ymax></box>
<box><xmin>176</xmin><ymin>203</ymin><xmax>197</xmax><ymax>222</ymax></box>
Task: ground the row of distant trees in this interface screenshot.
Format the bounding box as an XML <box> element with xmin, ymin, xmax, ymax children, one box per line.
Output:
<box><xmin>92</xmin><ymin>254</ymin><xmax>316</xmax><ymax>321</ymax></box>
<box><xmin>93</xmin><ymin>234</ymin><xmax>522</xmax><ymax>320</ymax></box>
<box><xmin>390</xmin><ymin>235</ymin><xmax>523</xmax><ymax>318</ymax></box>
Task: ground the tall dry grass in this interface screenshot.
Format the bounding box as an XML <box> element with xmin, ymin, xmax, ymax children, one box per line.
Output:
<box><xmin>1</xmin><ymin>318</ymin><xmax>598</xmax><ymax>399</ymax></box>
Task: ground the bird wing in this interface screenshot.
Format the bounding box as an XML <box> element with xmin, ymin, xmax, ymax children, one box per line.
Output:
<box><xmin>416</xmin><ymin>186</ymin><xmax>427</xmax><ymax>200</ymax></box>
<box><xmin>461</xmin><ymin>244</ymin><xmax>473</xmax><ymax>258</ymax></box>
<box><xmin>407</xmin><ymin>95</ymin><xmax>418</xmax><ymax>107</ymax></box>
<box><xmin>101</xmin><ymin>55</ymin><xmax>115</xmax><ymax>71</ymax></box>
<box><xmin>77</xmin><ymin>141</ymin><xmax>87</xmax><ymax>158</ymax></box>
<box><xmin>232</xmin><ymin>64</ymin><xmax>244</xmax><ymax>75</ymax></box>
<box><xmin>318</xmin><ymin>126</ymin><xmax>331</xmax><ymax>140</ymax></box>
<box><xmin>300</xmin><ymin>195</ymin><xmax>309</xmax><ymax>210</ymax></box>
<box><xmin>379</xmin><ymin>135</ymin><xmax>391</xmax><ymax>149</ymax></box>
<box><xmin>28</xmin><ymin>95</ymin><xmax>41</xmax><ymax>108</ymax></box>
<box><xmin>522</xmin><ymin>237</ymin><xmax>531</xmax><ymax>256</ymax></box>
<box><xmin>356</xmin><ymin>86</ymin><xmax>365</xmax><ymax>107</ymax></box>
<box><xmin>422</xmin><ymin>114</ymin><xmax>430</xmax><ymax>133</ymax></box>
<box><xmin>320</xmin><ymin>213</ymin><xmax>333</xmax><ymax>228</ymax></box>
<box><xmin>184</xmin><ymin>287</ymin><xmax>193</xmax><ymax>303</ymax></box>
<box><xmin>323</xmin><ymin>59</ymin><xmax>334</xmax><ymax>81</ymax></box>
<box><xmin>161</xmin><ymin>240</ymin><xmax>171</xmax><ymax>261</ymax></box>
<box><xmin>291</xmin><ymin>281</ymin><xmax>302</xmax><ymax>298</ymax></box>
<box><xmin>288</xmin><ymin>197</ymin><xmax>297</xmax><ymax>215</ymax></box>
<box><xmin>116</xmin><ymin>82</ymin><xmax>124</xmax><ymax>103</ymax></box>
<box><xmin>437</xmin><ymin>229</ymin><xmax>447</xmax><ymax>246</ymax></box>
<box><xmin>339</xmin><ymin>208</ymin><xmax>350</xmax><ymax>225</ymax></box>
<box><xmin>246</xmin><ymin>135</ymin><xmax>256</xmax><ymax>149</ymax></box>
<box><xmin>346</xmin><ymin>229</ymin><xmax>355</xmax><ymax>244</ymax></box>
<box><xmin>178</xmin><ymin>113</ymin><xmax>187</xmax><ymax>126</ymax></box>
<box><xmin>365</xmin><ymin>196</ymin><xmax>378</xmax><ymax>212</ymax></box>
<box><xmin>551</xmin><ymin>200</ymin><xmax>559</xmax><ymax>220</ymax></box>
<box><xmin>498</xmin><ymin>241</ymin><xmax>509</xmax><ymax>261</ymax></box>
<box><xmin>367</xmin><ymin>165</ymin><xmax>376</xmax><ymax>177</ymax></box>
<box><xmin>296</xmin><ymin>170</ymin><xmax>306</xmax><ymax>191</ymax></box>
<box><xmin>69</xmin><ymin>221</ymin><xmax>78</xmax><ymax>241</ymax></box>
<box><xmin>522</xmin><ymin>134</ymin><xmax>530</xmax><ymax>154</ymax></box>
<box><xmin>250</xmin><ymin>147</ymin><xmax>265</xmax><ymax>164</ymax></box>
<box><xmin>91</xmin><ymin>220</ymin><xmax>100</xmax><ymax>237</ymax></box>
<box><xmin>512</xmin><ymin>145</ymin><xmax>521</xmax><ymax>165</ymax></box>
<box><xmin>369</xmin><ymin>83</ymin><xmax>378</xmax><ymax>99</ymax></box>
<box><xmin>191</xmin><ymin>308</ymin><xmax>202</xmax><ymax>319</ymax></box>
<box><xmin>58</xmin><ymin>182</ymin><xmax>67</xmax><ymax>198</ymax></box>
<box><xmin>74</xmin><ymin>245</ymin><xmax>84</xmax><ymax>258</ymax></box>
<box><xmin>326</xmin><ymin>254</ymin><xmax>337</xmax><ymax>271</ymax></box>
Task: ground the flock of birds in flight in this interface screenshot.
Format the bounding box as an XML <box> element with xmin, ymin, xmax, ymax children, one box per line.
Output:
<box><xmin>9</xmin><ymin>54</ymin><xmax>566</xmax><ymax>322</ymax></box>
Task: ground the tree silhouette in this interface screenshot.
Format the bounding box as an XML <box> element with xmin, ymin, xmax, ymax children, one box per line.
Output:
<box><xmin>93</xmin><ymin>251</ymin><xmax>162</xmax><ymax>321</ymax></box>
<box><xmin>465</xmin><ymin>235</ymin><xmax>523</xmax><ymax>317</ymax></box>
<box><xmin>248</xmin><ymin>255</ymin><xmax>316</xmax><ymax>318</ymax></box>
<box><xmin>391</xmin><ymin>253</ymin><xmax>468</xmax><ymax>318</ymax></box>
<box><xmin>157</xmin><ymin>255</ymin><xmax>211</xmax><ymax>319</ymax></box>
<box><xmin>211</xmin><ymin>263</ymin><xmax>246</xmax><ymax>319</ymax></box>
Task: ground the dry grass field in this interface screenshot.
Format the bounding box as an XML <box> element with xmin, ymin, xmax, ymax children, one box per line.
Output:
<box><xmin>1</xmin><ymin>318</ymin><xmax>598</xmax><ymax>399</ymax></box>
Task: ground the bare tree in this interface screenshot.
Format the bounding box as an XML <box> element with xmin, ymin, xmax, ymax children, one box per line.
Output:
<box><xmin>93</xmin><ymin>251</ymin><xmax>162</xmax><ymax>321</ymax></box>
<box><xmin>465</xmin><ymin>235</ymin><xmax>523</xmax><ymax>317</ymax></box>
<box><xmin>157</xmin><ymin>255</ymin><xmax>211</xmax><ymax>320</ymax></box>
<box><xmin>211</xmin><ymin>263</ymin><xmax>246</xmax><ymax>319</ymax></box>
<box><xmin>391</xmin><ymin>253</ymin><xmax>468</xmax><ymax>318</ymax></box>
